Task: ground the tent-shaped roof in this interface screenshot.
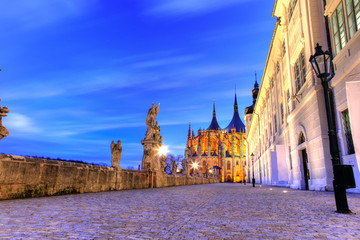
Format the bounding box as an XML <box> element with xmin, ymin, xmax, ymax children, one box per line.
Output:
<box><xmin>224</xmin><ymin>93</ymin><xmax>245</xmax><ymax>133</ymax></box>
<box><xmin>207</xmin><ymin>102</ymin><xmax>221</xmax><ymax>130</ymax></box>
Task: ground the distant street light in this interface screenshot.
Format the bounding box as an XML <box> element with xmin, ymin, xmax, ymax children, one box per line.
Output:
<box><xmin>251</xmin><ymin>153</ymin><xmax>255</xmax><ymax>187</ymax></box>
<box><xmin>310</xmin><ymin>43</ymin><xmax>355</xmax><ymax>213</ymax></box>
<box><xmin>192</xmin><ymin>162</ymin><xmax>198</xmax><ymax>176</ymax></box>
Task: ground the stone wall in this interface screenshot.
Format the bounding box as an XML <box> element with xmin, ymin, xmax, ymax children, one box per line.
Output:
<box><xmin>0</xmin><ymin>154</ymin><xmax>219</xmax><ymax>200</ymax></box>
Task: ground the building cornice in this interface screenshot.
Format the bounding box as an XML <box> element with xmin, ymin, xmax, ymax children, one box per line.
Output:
<box><xmin>247</xmin><ymin>19</ymin><xmax>280</xmax><ymax>138</ymax></box>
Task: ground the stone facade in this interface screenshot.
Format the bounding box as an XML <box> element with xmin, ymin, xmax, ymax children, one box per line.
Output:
<box><xmin>245</xmin><ymin>0</ymin><xmax>359</xmax><ymax>192</ymax></box>
<box><xmin>0</xmin><ymin>154</ymin><xmax>218</xmax><ymax>200</ymax></box>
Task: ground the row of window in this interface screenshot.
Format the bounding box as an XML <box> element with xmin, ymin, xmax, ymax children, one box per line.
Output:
<box><xmin>288</xmin><ymin>0</ymin><xmax>298</xmax><ymax>22</ymax></box>
<box><xmin>332</xmin><ymin>0</ymin><xmax>360</xmax><ymax>54</ymax></box>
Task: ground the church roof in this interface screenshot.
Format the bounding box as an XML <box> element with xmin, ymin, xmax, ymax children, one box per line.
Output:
<box><xmin>207</xmin><ymin>102</ymin><xmax>221</xmax><ymax>130</ymax></box>
<box><xmin>224</xmin><ymin>93</ymin><xmax>245</xmax><ymax>133</ymax></box>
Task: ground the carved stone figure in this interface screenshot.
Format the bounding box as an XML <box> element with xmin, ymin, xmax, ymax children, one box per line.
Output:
<box><xmin>141</xmin><ymin>103</ymin><xmax>162</xmax><ymax>172</ymax></box>
<box><xmin>172</xmin><ymin>160</ymin><xmax>178</xmax><ymax>175</ymax></box>
<box><xmin>111</xmin><ymin>140</ymin><xmax>122</xmax><ymax>169</ymax></box>
<box><xmin>145</xmin><ymin>103</ymin><xmax>160</xmax><ymax>140</ymax></box>
<box><xmin>160</xmin><ymin>154</ymin><xmax>166</xmax><ymax>171</ymax></box>
<box><xmin>0</xmin><ymin>99</ymin><xmax>9</xmax><ymax>140</ymax></box>
<box><xmin>182</xmin><ymin>158</ymin><xmax>188</xmax><ymax>176</ymax></box>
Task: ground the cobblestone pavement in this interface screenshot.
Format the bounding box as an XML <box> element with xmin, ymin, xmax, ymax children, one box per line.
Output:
<box><xmin>0</xmin><ymin>183</ymin><xmax>360</xmax><ymax>239</ymax></box>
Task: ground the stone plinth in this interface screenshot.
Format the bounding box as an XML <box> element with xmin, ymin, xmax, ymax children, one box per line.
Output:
<box><xmin>141</xmin><ymin>139</ymin><xmax>161</xmax><ymax>172</ymax></box>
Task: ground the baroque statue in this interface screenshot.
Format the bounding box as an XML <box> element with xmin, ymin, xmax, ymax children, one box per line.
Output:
<box><xmin>0</xmin><ymin>99</ymin><xmax>9</xmax><ymax>140</ymax></box>
<box><xmin>111</xmin><ymin>140</ymin><xmax>122</xmax><ymax>169</ymax></box>
<box><xmin>141</xmin><ymin>103</ymin><xmax>162</xmax><ymax>172</ymax></box>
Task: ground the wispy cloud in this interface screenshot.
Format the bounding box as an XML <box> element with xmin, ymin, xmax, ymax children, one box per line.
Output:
<box><xmin>4</xmin><ymin>112</ymin><xmax>42</xmax><ymax>135</ymax></box>
<box><xmin>0</xmin><ymin>70</ymin><xmax>142</xmax><ymax>101</ymax></box>
<box><xmin>145</xmin><ymin>0</ymin><xmax>251</xmax><ymax>17</ymax></box>
<box><xmin>0</xmin><ymin>0</ymin><xmax>94</xmax><ymax>31</ymax></box>
<box><xmin>129</xmin><ymin>54</ymin><xmax>202</xmax><ymax>69</ymax></box>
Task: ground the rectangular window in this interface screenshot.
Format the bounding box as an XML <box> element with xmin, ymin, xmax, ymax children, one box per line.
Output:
<box><xmin>282</xmin><ymin>41</ymin><xmax>287</xmax><ymax>57</ymax></box>
<box><xmin>280</xmin><ymin>102</ymin><xmax>284</xmax><ymax>125</ymax></box>
<box><xmin>346</xmin><ymin>0</ymin><xmax>360</xmax><ymax>39</ymax></box>
<box><xmin>332</xmin><ymin>3</ymin><xmax>347</xmax><ymax>54</ymax></box>
<box><xmin>287</xmin><ymin>90</ymin><xmax>291</xmax><ymax>113</ymax></box>
<box><xmin>288</xmin><ymin>0</ymin><xmax>298</xmax><ymax>22</ymax></box>
<box><xmin>294</xmin><ymin>50</ymin><xmax>306</xmax><ymax>93</ymax></box>
<box><xmin>341</xmin><ymin>109</ymin><xmax>355</xmax><ymax>154</ymax></box>
<box><xmin>274</xmin><ymin>115</ymin><xmax>277</xmax><ymax>133</ymax></box>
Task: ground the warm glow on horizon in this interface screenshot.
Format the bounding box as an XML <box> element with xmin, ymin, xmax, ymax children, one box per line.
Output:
<box><xmin>158</xmin><ymin>145</ymin><xmax>169</xmax><ymax>156</ymax></box>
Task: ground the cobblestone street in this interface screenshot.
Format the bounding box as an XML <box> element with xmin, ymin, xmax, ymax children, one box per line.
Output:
<box><xmin>0</xmin><ymin>183</ymin><xmax>360</xmax><ymax>239</ymax></box>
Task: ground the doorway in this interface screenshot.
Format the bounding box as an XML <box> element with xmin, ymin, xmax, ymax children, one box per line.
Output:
<box><xmin>301</xmin><ymin>149</ymin><xmax>310</xmax><ymax>190</ymax></box>
<box><xmin>226</xmin><ymin>174</ymin><xmax>232</xmax><ymax>182</ymax></box>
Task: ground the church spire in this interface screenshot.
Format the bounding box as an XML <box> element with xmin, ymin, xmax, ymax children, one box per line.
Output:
<box><xmin>207</xmin><ymin>101</ymin><xmax>221</xmax><ymax>130</ymax></box>
<box><xmin>234</xmin><ymin>86</ymin><xmax>238</xmax><ymax>112</ymax></box>
<box><xmin>224</xmin><ymin>89</ymin><xmax>245</xmax><ymax>133</ymax></box>
<box><xmin>213</xmin><ymin>99</ymin><xmax>216</xmax><ymax>117</ymax></box>
<box><xmin>252</xmin><ymin>71</ymin><xmax>259</xmax><ymax>105</ymax></box>
<box><xmin>188</xmin><ymin>122</ymin><xmax>191</xmax><ymax>139</ymax></box>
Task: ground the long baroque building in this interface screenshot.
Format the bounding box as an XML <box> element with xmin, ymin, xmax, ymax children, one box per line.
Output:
<box><xmin>184</xmin><ymin>94</ymin><xmax>247</xmax><ymax>182</ymax></box>
<box><xmin>245</xmin><ymin>0</ymin><xmax>360</xmax><ymax>192</ymax></box>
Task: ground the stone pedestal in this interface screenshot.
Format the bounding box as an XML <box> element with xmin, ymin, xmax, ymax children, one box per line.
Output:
<box><xmin>141</xmin><ymin>139</ymin><xmax>161</xmax><ymax>172</ymax></box>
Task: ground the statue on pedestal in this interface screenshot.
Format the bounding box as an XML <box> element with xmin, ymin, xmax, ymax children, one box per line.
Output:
<box><xmin>111</xmin><ymin>140</ymin><xmax>122</xmax><ymax>169</ymax></box>
<box><xmin>182</xmin><ymin>157</ymin><xmax>189</xmax><ymax>176</ymax></box>
<box><xmin>0</xmin><ymin>99</ymin><xmax>9</xmax><ymax>140</ymax></box>
<box><xmin>172</xmin><ymin>160</ymin><xmax>178</xmax><ymax>175</ymax></box>
<box><xmin>141</xmin><ymin>103</ymin><xmax>162</xmax><ymax>172</ymax></box>
<box><xmin>160</xmin><ymin>154</ymin><xmax>166</xmax><ymax>172</ymax></box>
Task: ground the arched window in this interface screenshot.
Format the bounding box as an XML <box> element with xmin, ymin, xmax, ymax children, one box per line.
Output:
<box><xmin>227</xmin><ymin>161</ymin><xmax>231</xmax><ymax>170</ymax></box>
<box><xmin>298</xmin><ymin>132</ymin><xmax>305</xmax><ymax>145</ymax></box>
<box><xmin>236</xmin><ymin>161</ymin><xmax>239</xmax><ymax>166</ymax></box>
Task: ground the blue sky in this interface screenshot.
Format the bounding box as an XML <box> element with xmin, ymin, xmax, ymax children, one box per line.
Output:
<box><xmin>0</xmin><ymin>0</ymin><xmax>275</xmax><ymax>168</ymax></box>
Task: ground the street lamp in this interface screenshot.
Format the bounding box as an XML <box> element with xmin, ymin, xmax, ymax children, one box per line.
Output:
<box><xmin>242</xmin><ymin>159</ymin><xmax>246</xmax><ymax>185</ymax></box>
<box><xmin>309</xmin><ymin>43</ymin><xmax>354</xmax><ymax>213</ymax></box>
<box><xmin>251</xmin><ymin>153</ymin><xmax>255</xmax><ymax>187</ymax></box>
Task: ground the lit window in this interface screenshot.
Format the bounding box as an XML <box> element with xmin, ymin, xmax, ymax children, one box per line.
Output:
<box><xmin>294</xmin><ymin>50</ymin><xmax>306</xmax><ymax>93</ymax></box>
<box><xmin>332</xmin><ymin>3</ymin><xmax>347</xmax><ymax>54</ymax></box>
<box><xmin>345</xmin><ymin>0</ymin><xmax>360</xmax><ymax>38</ymax></box>
<box><xmin>341</xmin><ymin>109</ymin><xmax>355</xmax><ymax>155</ymax></box>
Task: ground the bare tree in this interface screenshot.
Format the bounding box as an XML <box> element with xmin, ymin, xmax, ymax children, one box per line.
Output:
<box><xmin>164</xmin><ymin>154</ymin><xmax>183</xmax><ymax>175</ymax></box>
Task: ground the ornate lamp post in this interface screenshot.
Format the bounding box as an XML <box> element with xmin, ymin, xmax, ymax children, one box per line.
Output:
<box><xmin>251</xmin><ymin>153</ymin><xmax>255</xmax><ymax>187</ymax></box>
<box><xmin>309</xmin><ymin>43</ymin><xmax>354</xmax><ymax>213</ymax></box>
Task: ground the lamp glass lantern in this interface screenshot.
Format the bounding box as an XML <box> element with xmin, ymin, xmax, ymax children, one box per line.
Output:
<box><xmin>309</xmin><ymin>43</ymin><xmax>333</xmax><ymax>80</ymax></box>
